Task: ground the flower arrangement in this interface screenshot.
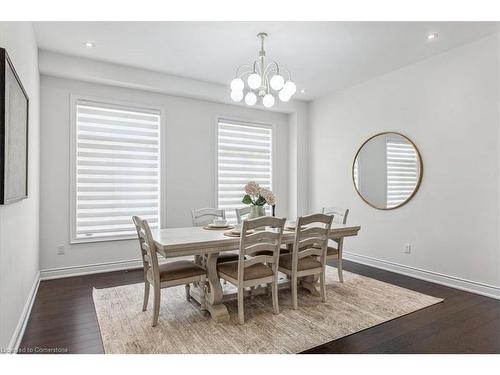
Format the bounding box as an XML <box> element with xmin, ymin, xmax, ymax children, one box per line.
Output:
<box><xmin>242</xmin><ymin>181</ymin><xmax>276</xmax><ymax>206</ymax></box>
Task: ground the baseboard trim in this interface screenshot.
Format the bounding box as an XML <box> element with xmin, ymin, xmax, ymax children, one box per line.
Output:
<box><xmin>344</xmin><ymin>251</ymin><xmax>500</xmax><ymax>300</ymax></box>
<box><xmin>40</xmin><ymin>259</ymin><xmax>144</xmax><ymax>280</ymax></box>
<box><xmin>7</xmin><ymin>272</ymin><xmax>40</xmax><ymax>353</ymax></box>
<box><xmin>38</xmin><ymin>252</ymin><xmax>500</xmax><ymax>300</ymax></box>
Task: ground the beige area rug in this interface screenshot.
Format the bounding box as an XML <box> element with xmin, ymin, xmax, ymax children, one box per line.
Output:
<box><xmin>93</xmin><ymin>268</ymin><xmax>442</xmax><ymax>353</ymax></box>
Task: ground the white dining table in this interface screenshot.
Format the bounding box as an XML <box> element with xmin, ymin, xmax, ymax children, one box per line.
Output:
<box><xmin>151</xmin><ymin>223</ymin><xmax>361</xmax><ymax>322</ymax></box>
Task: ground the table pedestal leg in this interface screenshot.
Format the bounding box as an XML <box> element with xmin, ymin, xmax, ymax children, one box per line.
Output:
<box><xmin>204</xmin><ymin>253</ymin><xmax>230</xmax><ymax>322</ymax></box>
<box><xmin>300</xmin><ymin>274</ymin><xmax>321</xmax><ymax>296</ymax></box>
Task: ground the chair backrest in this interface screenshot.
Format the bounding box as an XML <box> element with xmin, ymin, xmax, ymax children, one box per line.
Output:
<box><xmin>322</xmin><ymin>206</ymin><xmax>349</xmax><ymax>224</ymax></box>
<box><xmin>235</xmin><ymin>206</ymin><xmax>251</xmax><ymax>224</ymax></box>
<box><xmin>191</xmin><ymin>208</ymin><xmax>225</xmax><ymax>227</ymax></box>
<box><xmin>239</xmin><ymin>216</ymin><xmax>286</xmax><ymax>279</ymax></box>
<box><xmin>132</xmin><ymin>216</ymin><xmax>160</xmax><ymax>282</ymax></box>
<box><xmin>291</xmin><ymin>213</ymin><xmax>334</xmax><ymax>269</ymax></box>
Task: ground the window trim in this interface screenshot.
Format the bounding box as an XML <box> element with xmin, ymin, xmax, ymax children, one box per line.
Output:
<box><xmin>69</xmin><ymin>94</ymin><xmax>166</xmax><ymax>244</ymax></box>
<box><xmin>214</xmin><ymin>116</ymin><xmax>275</xmax><ymax>221</ymax></box>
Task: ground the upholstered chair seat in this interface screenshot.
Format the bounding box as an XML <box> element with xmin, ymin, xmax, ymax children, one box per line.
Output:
<box><xmin>152</xmin><ymin>261</ymin><xmax>206</xmax><ymax>283</ymax></box>
<box><xmin>218</xmin><ymin>261</ymin><xmax>273</xmax><ymax>281</ymax></box>
<box><xmin>217</xmin><ymin>252</ymin><xmax>240</xmax><ymax>263</ymax></box>
<box><xmin>326</xmin><ymin>246</ymin><xmax>339</xmax><ymax>257</ymax></box>
<box><xmin>278</xmin><ymin>253</ymin><xmax>322</xmax><ymax>271</ymax></box>
<box><xmin>311</xmin><ymin>244</ymin><xmax>339</xmax><ymax>257</ymax></box>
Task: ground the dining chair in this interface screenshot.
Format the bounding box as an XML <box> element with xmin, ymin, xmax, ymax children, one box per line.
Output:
<box><xmin>278</xmin><ymin>213</ymin><xmax>333</xmax><ymax>309</ymax></box>
<box><xmin>132</xmin><ymin>216</ymin><xmax>207</xmax><ymax>327</ymax></box>
<box><xmin>235</xmin><ymin>206</ymin><xmax>251</xmax><ymax>224</ymax></box>
<box><xmin>321</xmin><ymin>206</ymin><xmax>349</xmax><ymax>283</ymax></box>
<box><xmin>236</xmin><ymin>206</ymin><xmax>287</xmax><ymax>257</ymax></box>
<box><xmin>191</xmin><ymin>207</ymin><xmax>239</xmax><ymax>263</ymax></box>
<box><xmin>191</xmin><ymin>207</ymin><xmax>226</xmax><ymax>227</ymax></box>
<box><xmin>217</xmin><ymin>216</ymin><xmax>286</xmax><ymax>324</ymax></box>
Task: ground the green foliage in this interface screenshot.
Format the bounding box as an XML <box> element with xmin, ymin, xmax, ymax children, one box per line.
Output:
<box><xmin>242</xmin><ymin>195</ymin><xmax>253</xmax><ymax>204</ymax></box>
<box><xmin>255</xmin><ymin>196</ymin><xmax>266</xmax><ymax>206</ymax></box>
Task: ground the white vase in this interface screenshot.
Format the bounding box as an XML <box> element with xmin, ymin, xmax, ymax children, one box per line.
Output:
<box><xmin>248</xmin><ymin>205</ymin><xmax>266</xmax><ymax>220</ymax></box>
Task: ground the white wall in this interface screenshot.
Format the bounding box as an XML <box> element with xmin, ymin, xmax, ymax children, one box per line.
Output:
<box><xmin>309</xmin><ymin>34</ymin><xmax>500</xmax><ymax>292</ymax></box>
<box><xmin>37</xmin><ymin>51</ymin><xmax>310</xmax><ymax>220</ymax></box>
<box><xmin>0</xmin><ymin>22</ymin><xmax>40</xmax><ymax>349</ymax></box>
<box><xmin>40</xmin><ymin>76</ymin><xmax>289</xmax><ymax>271</ymax></box>
<box><xmin>288</xmin><ymin>101</ymin><xmax>310</xmax><ymax>218</ymax></box>
<box><xmin>38</xmin><ymin>50</ymin><xmax>304</xmax><ymax>115</ymax></box>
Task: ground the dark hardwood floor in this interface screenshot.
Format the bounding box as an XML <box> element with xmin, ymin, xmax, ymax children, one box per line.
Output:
<box><xmin>19</xmin><ymin>260</ymin><xmax>500</xmax><ymax>354</ymax></box>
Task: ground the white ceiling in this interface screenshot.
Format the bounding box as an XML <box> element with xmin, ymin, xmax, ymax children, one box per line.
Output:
<box><xmin>34</xmin><ymin>22</ymin><xmax>499</xmax><ymax>100</ymax></box>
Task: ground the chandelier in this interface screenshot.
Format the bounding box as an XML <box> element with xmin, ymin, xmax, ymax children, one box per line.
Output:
<box><xmin>230</xmin><ymin>32</ymin><xmax>296</xmax><ymax>108</ymax></box>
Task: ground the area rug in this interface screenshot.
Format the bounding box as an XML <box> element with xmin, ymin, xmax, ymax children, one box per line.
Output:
<box><xmin>92</xmin><ymin>268</ymin><xmax>442</xmax><ymax>353</ymax></box>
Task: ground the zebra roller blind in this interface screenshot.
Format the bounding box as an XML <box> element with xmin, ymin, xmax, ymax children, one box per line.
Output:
<box><xmin>217</xmin><ymin>120</ymin><xmax>273</xmax><ymax>223</ymax></box>
<box><xmin>72</xmin><ymin>100</ymin><xmax>161</xmax><ymax>242</ymax></box>
<box><xmin>386</xmin><ymin>136</ymin><xmax>418</xmax><ymax>208</ymax></box>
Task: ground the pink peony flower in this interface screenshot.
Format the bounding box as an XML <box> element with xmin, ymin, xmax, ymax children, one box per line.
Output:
<box><xmin>244</xmin><ymin>181</ymin><xmax>260</xmax><ymax>196</ymax></box>
<box><xmin>259</xmin><ymin>187</ymin><xmax>277</xmax><ymax>205</ymax></box>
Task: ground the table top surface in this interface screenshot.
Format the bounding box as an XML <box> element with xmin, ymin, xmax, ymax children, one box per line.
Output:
<box><xmin>152</xmin><ymin>223</ymin><xmax>361</xmax><ymax>253</ymax></box>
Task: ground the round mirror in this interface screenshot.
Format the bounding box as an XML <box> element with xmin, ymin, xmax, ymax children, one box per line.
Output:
<box><xmin>353</xmin><ymin>132</ymin><xmax>423</xmax><ymax>210</ymax></box>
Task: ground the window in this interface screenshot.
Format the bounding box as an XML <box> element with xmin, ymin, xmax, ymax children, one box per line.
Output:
<box><xmin>217</xmin><ymin>119</ymin><xmax>273</xmax><ymax>223</ymax></box>
<box><xmin>386</xmin><ymin>137</ymin><xmax>418</xmax><ymax>208</ymax></box>
<box><xmin>71</xmin><ymin>99</ymin><xmax>161</xmax><ymax>242</ymax></box>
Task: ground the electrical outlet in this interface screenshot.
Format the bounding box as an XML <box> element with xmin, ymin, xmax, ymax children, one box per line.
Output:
<box><xmin>404</xmin><ymin>243</ymin><xmax>411</xmax><ymax>254</ymax></box>
<box><xmin>57</xmin><ymin>245</ymin><xmax>65</xmax><ymax>255</ymax></box>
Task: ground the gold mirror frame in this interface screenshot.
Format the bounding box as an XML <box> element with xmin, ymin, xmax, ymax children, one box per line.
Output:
<box><xmin>352</xmin><ymin>132</ymin><xmax>423</xmax><ymax>210</ymax></box>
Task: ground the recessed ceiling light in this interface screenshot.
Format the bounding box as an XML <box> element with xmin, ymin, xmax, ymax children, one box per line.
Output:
<box><xmin>427</xmin><ymin>33</ymin><xmax>438</xmax><ymax>40</ymax></box>
<box><xmin>300</xmin><ymin>89</ymin><xmax>306</xmax><ymax>93</ymax></box>
<box><xmin>83</xmin><ymin>41</ymin><xmax>95</xmax><ymax>48</ymax></box>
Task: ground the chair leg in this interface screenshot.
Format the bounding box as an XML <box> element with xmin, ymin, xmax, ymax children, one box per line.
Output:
<box><xmin>320</xmin><ymin>269</ymin><xmax>326</xmax><ymax>303</ymax></box>
<box><xmin>271</xmin><ymin>281</ymin><xmax>279</xmax><ymax>315</ymax></box>
<box><xmin>238</xmin><ymin>286</ymin><xmax>245</xmax><ymax>324</ymax></box>
<box><xmin>142</xmin><ymin>281</ymin><xmax>150</xmax><ymax>312</ymax></box>
<box><xmin>291</xmin><ymin>275</ymin><xmax>298</xmax><ymax>310</ymax></box>
<box><xmin>152</xmin><ymin>285</ymin><xmax>160</xmax><ymax>327</ymax></box>
<box><xmin>337</xmin><ymin>257</ymin><xmax>344</xmax><ymax>283</ymax></box>
<box><xmin>185</xmin><ymin>284</ymin><xmax>191</xmax><ymax>301</ymax></box>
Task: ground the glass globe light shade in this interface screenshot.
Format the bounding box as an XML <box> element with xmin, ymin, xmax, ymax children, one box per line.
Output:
<box><xmin>262</xmin><ymin>93</ymin><xmax>275</xmax><ymax>108</ymax></box>
<box><xmin>278</xmin><ymin>89</ymin><xmax>291</xmax><ymax>102</ymax></box>
<box><xmin>244</xmin><ymin>91</ymin><xmax>257</xmax><ymax>106</ymax></box>
<box><xmin>247</xmin><ymin>73</ymin><xmax>262</xmax><ymax>89</ymax></box>
<box><xmin>231</xmin><ymin>90</ymin><xmax>244</xmax><ymax>102</ymax></box>
<box><xmin>230</xmin><ymin>78</ymin><xmax>244</xmax><ymax>92</ymax></box>
<box><xmin>270</xmin><ymin>74</ymin><xmax>285</xmax><ymax>90</ymax></box>
<box><xmin>283</xmin><ymin>80</ymin><xmax>297</xmax><ymax>96</ymax></box>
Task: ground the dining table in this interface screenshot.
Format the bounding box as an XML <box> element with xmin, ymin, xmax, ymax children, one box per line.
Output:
<box><xmin>151</xmin><ymin>223</ymin><xmax>361</xmax><ymax>322</ymax></box>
